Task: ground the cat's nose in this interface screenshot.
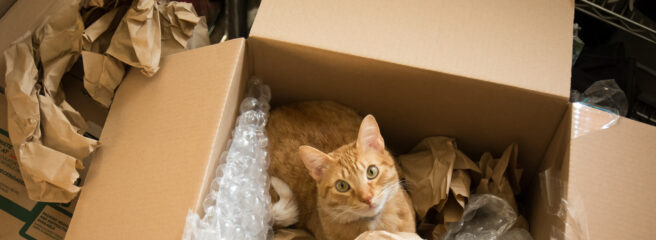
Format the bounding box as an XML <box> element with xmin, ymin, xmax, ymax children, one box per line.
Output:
<box><xmin>361</xmin><ymin>195</ymin><xmax>372</xmax><ymax>206</ymax></box>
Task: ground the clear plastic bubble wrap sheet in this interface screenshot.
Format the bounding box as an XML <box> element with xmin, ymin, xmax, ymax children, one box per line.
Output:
<box><xmin>182</xmin><ymin>78</ymin><xmax>273</xmax><ymax>240</ymax></box>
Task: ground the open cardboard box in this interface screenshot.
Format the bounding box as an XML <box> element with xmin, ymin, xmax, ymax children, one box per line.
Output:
<box><xmin>66</xmin><ymin>1</ymin><xmax>656</xmax><ymax>239</ymax></box>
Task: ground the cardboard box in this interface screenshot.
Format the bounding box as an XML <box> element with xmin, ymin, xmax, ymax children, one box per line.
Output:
<box><xmin>66</xmin><ymin>0</ymin><xmax>656</xmax><ymax>239</ymax></box>
<box><xmin>0</xmin><ymin>93</ymin><xmax>83</xmax><ymax>240</ymax></box>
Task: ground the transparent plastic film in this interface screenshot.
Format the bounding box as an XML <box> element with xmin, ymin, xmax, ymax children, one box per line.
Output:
<box><xmin>572</xmin><ymin>79</ymin><xmax>626</xmax><ymax>139</ymax></box>
<box><xmin>182</xmin><ymin>78</ymin><xmax>273</xmax><ymax>240</ymax></box>
<box><xmin>539</xmin><ymin>169</ymin><xmax>590</xmax><ymax>240</ymax></box>
<box><xmin>442</xmin><ymin>194</ymin><xmax>533</xmax><ymax>240</ymax></box>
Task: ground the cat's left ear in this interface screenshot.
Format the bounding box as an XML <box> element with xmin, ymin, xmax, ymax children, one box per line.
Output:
<box><xmin>299</xmin><ymin>145</ymin><xmax>334</xmax><ymax>181</ymax></box>
<box><xmin>357</xmin><ymin>115</ymin><xmax>385</xmax><ymax>154</ymax></box>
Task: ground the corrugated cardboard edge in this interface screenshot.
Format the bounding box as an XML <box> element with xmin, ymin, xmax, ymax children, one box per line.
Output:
<box><xmin>193</xmin><ymin>39</ymin><xmax>248</xmax><ymax>216</ymax></box>
<box><xmin>66</xmin><ymin>39</ymin><xmax>246</xmax><ymax>240</ymax></box>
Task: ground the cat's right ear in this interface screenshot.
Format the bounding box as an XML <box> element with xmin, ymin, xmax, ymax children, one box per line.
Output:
<box><xmin>299</xmin><ymin>146</ymin><xmax>332</xmax><ymax>181</ymax></box>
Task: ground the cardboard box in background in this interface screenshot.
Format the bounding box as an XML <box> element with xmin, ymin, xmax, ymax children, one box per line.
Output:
<box><xmin>0</xmin><ymin>93</ymin><xmax>83</xmax><ymax>240</ymax></box>
<box><xmin>66</xmin><ymin>1</ymin><xmax>656</xmax><ymax>240</ymax></box>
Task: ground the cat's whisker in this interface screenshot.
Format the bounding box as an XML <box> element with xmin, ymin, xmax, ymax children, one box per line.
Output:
<box><xmin>373</xmin><ymin>181</ymin><xmax>401</xmax><ymax>202</ymax></box>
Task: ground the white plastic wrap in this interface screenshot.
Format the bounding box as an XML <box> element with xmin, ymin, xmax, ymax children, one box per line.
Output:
<box><xmin>182</xmin><ymin>78</ymin><xmax>273</xmax><ymax>240</ymax></box>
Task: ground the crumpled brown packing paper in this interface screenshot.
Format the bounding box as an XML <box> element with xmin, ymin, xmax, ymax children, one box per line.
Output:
<box><xmin>106</xmin><ymin>0</ymin><xmax>161</xmax><ymax>77</ymax></box>
<box><xmin>83</xmin><ymin>0</ymin><xmax>106</xmax><ymax>8</ymax></box>
<box><xmin>84</xmin><ymin>0</ymin><xmax>207</xmax><ymax>107</ymax></box>
<box><xmin>82</xmin><ymin>8</ymin><xmax>120</xmax><ymax>52</ymax></box>
<box><xmin>104</xmin><ymin>0</ymin><xmax>204</xmax><ymax>76</ymax></box>
<box><xmin>355</xmin><ymin>231</ymin><xmax>423</xmax><ymax>240</ymax></box>
<box><xmin>398</xmin><ymin>137</ymin><xmax>480</xmax><ymax>219</ymax></box>
<box><xmin>81</xmin><ymin>51</ymin><xmax>125</xmax><ymax>107</ymax></box>
<box><xmin>187</xmin><ymin>17</ymin><xmax>210</xmax><ymax>49</ymax></box>
<box><xmin>37</xmin><ymin>2</ymin><xmax>85</xmax><ymax>96</ymax></box>
<box><xmin>4</xmin><ymin>0</ymin><xmax>99</xmax><ymax>202</ymax></box>
<box><xmin>475</xmin><ymin>143</ymin><xmax>522</xmax><ymax>211</ymax></box>
<box><xmin>4</xmin><ymin>0</ymin><xmax>208</xmax><ymax>203</ymax></box>
<box><xmin>160</xmin><ymin>1</ymin><xmax>200</xmax><ymax>48</ymax></box>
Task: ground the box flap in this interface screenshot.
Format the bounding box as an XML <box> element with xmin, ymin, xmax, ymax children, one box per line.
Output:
<box><xmin>250</xmin><ymin>0</ymin><xmax>574</xmax><ymax>98</ymax></box>
<box><xmin>66</xmin><ymin>39</ymin><xmax>246</xmax><ymax>239</ymax></box>
<box><xmin>0</xmin><ymin>0</ymin><xmax>70</xmax><ymax>87</ymax></box>
<box><xmin>568</xmin><ymin>107</ymin><xmax>656</xmax><ymax>239</ymax></box>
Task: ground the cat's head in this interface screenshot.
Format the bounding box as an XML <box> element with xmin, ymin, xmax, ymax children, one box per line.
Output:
<box><xmin>299</xmin><ymin>115</ymin><xmax>401</xmax><ymax>223</ymax></box>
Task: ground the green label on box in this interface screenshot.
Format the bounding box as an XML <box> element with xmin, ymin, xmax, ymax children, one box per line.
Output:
<box><xmin>0</xmin><ymin>129</ymin><xmax>74</xmax><ymax>240</ymax></box>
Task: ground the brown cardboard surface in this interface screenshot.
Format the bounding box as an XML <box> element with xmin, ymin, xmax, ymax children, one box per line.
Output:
<box><xmin>568</xmin><ymin>108</ymin><xmax>656</xmax><ymax>239</ymax></box>
<box><xmin>249</xmin><ymin>37</ymin><xmax>568</xmax><ymax>186</ymax></box>
<box><xmin>66</xmin><ymin>39</ymin><xmax>246</xmax><ymax>240</ymax></box>
<box><xmin>65</xmin><ymin>1</ymin><xmax>656</xmax><ymax>239</ymax></box>
<box><xmin>0</xmin><ymin>0</ymin><xmax>71</xmax><ymax>88</ymax></box>
<box><xmin>527</xmin><ymin>105</ymin><xmax>571</xmax><ymax>240</ymax></box>
<box><xmin>250</xmin><ymin>0</ymin><xmax>574</xmax><ymax>99</ymax></box>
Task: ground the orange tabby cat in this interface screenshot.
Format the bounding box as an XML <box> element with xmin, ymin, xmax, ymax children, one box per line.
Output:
<box><xmin>267</xmin><ymin>101</ymin><xmax>415</xmax><ymax>240</ymax></box>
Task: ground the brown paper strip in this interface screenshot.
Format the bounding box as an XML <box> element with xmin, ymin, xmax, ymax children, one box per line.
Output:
<box><xmin>398</xmin><ymin>137</ymin><xmax>456</xmax><ymax>218</ymax></box>
<box><xmin>106</xmin><ymin>0</ymin><xmax>161</xmax><ymax>77</ymax></box>
<box><xmin>87</xmin><ymin>0</ymin><xmax>105</xmax><ymax>7</ymax></box>
<box><xmin>83</xmin><ymin>8</ymin><xmax>120</xmax><ymax>51</ymax></box>
<box><xmin>449</xmin><ymin>170</ymin><xmax>471</xmax><ymax>208</ymax></box>
<box><xmin>159</xmin><ymin>1</ymin><xmax>199</xmax><ymax>48</ymax></box>
<box><xmin>81</xmin><ymin>51</ymin><xmax>125</xmax><ymax>107</ymax></box>
<box><xmin>399</xmin><ymin>136</ymin><xmax>480</xmax><ymax>220</ymax></box>
<box><xmin>475</xmin><ymin>144</ymin><xmax>522</xmax><ymax>211</ymax></box>
<box><xmin>186</xmin><ymin>16</ymin><xmax>210</xmax><ymax>49</ymax></box>
<box><xmin>38</xmin><ymin>94</ymin><xmax>98</xmax><ymax>162</ymax></box>
<box><xmin>37</xmin><ymin>3</ymin><xmax>84</xmax><ymax>95</ymax></box>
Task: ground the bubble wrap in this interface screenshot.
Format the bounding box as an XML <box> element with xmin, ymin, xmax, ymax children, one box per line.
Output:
<box><xmin>182</xmin><ymin>78</ymin><xmax>273</xmax><ymax>240</ymax></box>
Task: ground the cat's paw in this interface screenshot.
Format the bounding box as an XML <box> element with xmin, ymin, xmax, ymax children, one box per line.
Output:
<box><xmin>271</xmin><ymin>177</ymin><xmax>299</xmax><ymax>227</ymax></box>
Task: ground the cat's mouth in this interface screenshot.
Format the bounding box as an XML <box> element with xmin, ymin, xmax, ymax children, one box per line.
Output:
<box><xmin>357</xmin><ymin>202</ymin><xmax>383</xmax><ymax>217</ymax></box>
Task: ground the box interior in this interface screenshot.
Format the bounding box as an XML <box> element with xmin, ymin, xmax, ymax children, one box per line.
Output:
<box><xmin>229</xmin><ymin>37</ymin><xmax>574</xmax><ymax>237</ymax></box>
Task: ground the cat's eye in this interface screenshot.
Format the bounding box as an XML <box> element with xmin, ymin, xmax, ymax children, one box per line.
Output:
<box><xmin>334</xmin><ymin>180</ymin><xmax>350</xmax><ymax>192</ymax></box>
<box><xmin>367</xmin><ymin>165</ymin><xmax>379</xmax><ymax>179</ymax></box>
